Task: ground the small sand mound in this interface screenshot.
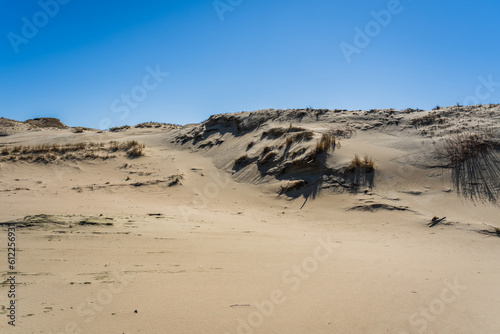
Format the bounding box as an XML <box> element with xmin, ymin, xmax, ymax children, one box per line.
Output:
<box><xmin>348</xmin><ymin>203</ymin><xmax>411</xmax><ymax>212</ymax></box>
<box><xmin>24</xmin><ymin>118</ymin><xmax>68</xmax><ymax>129</ymax></box>
<box><xmin>0</xmin><ymin>214</ymin><xmax>65</xmax><ymax>228</ymax></box>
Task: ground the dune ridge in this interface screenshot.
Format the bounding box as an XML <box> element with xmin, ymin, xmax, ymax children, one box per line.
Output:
<box><xmin>0</xmin><ymin>105</ymin><xmax>499</xmax><ymax>333</ymax></box>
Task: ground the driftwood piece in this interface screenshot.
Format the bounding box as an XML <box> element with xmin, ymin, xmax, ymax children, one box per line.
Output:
<box><xmin>429</xmin><ymin>216</ymin><xmax>446</xmax><ymax>227</ymax></box>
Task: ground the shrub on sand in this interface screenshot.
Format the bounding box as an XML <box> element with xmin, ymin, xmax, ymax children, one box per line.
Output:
<box><xmin>315</xmin><ymin>133</ymin><xmax>336</xmax><ymax>154</ymax></box>
<box><xmin>346</xmin><ymin>154</ymin><xmax>376</xmax><ymax>173</ymax></box>
<box><xmin>443</xmin><ymin>132</ymin><xmax>492</xmax><ymax>165</ymax></box>
<box><xmin>127</xmin><ymin>144</ymin><xmax>145</xmax><ymax>158</ymax></box>
<box><xmin>0</xmin><ymin>140</ymin><xmax>147</xmax><ymax>162</ymax></box>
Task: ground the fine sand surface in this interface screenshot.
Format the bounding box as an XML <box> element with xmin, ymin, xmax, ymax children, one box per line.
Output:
<box><xmin>1</xmin><ymin>106</ymin><xmax>500</xmax><ymax>333</ymax></box>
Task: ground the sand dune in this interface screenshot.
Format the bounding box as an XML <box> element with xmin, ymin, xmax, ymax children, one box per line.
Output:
<box><xmin>1</xmin><ymin>105</ymin><xmax>499</xmax><ymax>333</ymax></box>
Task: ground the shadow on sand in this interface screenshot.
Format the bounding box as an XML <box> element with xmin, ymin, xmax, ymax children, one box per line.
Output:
<box><xmin>345</xmin><ymin>168</ymin><xmax>375</xmax><ymax>194</ymax></box>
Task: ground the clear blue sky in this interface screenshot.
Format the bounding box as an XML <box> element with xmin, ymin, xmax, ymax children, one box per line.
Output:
<box><xmin>1</xmin><ymin>0</ymin><xmax>499</xmax><ymax>128</ymax></box>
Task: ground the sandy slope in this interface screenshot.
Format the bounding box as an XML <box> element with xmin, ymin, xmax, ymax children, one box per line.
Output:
<box><xmin>0</xmin><ymin>106</ymin><xmax>499</xmax><ymax>333</ymax></box>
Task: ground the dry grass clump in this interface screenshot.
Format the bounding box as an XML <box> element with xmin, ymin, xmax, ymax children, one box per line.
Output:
<box><xmin>135</xmin><ymin>122</ymin><xmax>164</xmax><ymax>128</ymax></box>
<box><xmin>288</xmin><ymin>147</ymin><xmax>307</xmax><ymax>159</ymax></box>
<box><xmin>109</xmin><ymin>140</ymin><xmax>145</xmax><ymax>158</ymax></box>
<box><xmin>328</xmin><ymin>125</ymin><xmax>356</xmax><ymax>139</ymax></box>
<box><xmin>167</xmin><ymin>174</ymin><xmax>184</xmax><ymax>187</ymax></box>
<box><xmin>363</xmin><ymin>156</ymin><xmax>376</xmax><ymax>172</ymax></box>
<box><xmin>285</xmin><ymin>130</ymin><xmax>314</xmax><ymax>146</ymax></box>
<box><xmin>262</xmin><ymin>124</ymin><xmax>307</xmax><ymax>138</ymax></box>
<box><xmin>11</xmin><ymin>143</ymin><xmax>89</xmax><ymax>155</ymax></box>
<box><xmin>127</xmin><ymin>145</ymin><xmax>144</xmax><ymax>158</ymax></box>
<box><xmin>315</xmin><ymin>133</ymin><xmax>337</xmax><ymax>154</ymax></box>
<box><xmin>122</xmin><ymin>140</ymin><xmax>141</xmax><ymax>150</ymax></box>
<box><xmin>346</xmin><ymin>155</ymin><xmax>376</xmax><ymax>173</ymax></box>
<box><xmin>18</xmin><ymin>153</ymin><xmax>59</xmax><ymax>163</ymax></box>
<box><xmin>109</xmin><ymin>141</ymin><xmax>120</xmax><ymax>152</ymax></box>
<box><xmin>442</xmin><ymin>131</ymin><xmax>500</xmax><ymax>206</ymax></box>
<box><xmin>109</xmin><ymin>140</ymin><xmax>144</xmax><ymax>153</ymax></box>
<box><xmin>411</xmin><ymin>112</ymin><xmax>445</xmax><ymax>127</ymax></box>
<box><xmin>259</xmin><ymin>151</ymin><xmax>277</xmax><ymax>165</ymax></box>
<box><xmin>403</xmin><ymin>108</ymin><xmax>424</xmax><ymax>113</ymax></box>
<box><xmin>287</xmin><ymin>125</ymin><xmax>307</xmax><ymax>132</ymax></box>
<box><xmin>0</xmin><ymin>141</ymin><xmax>145</xmax><ymax>163</ymax></box>
<box><xmin>443</xmin><ymin>132</ymin><xmax>492</xmax><ymax>164</ymax></box>
<box><xmin>280</xmin><ymin>180</ymin><xmax>306</xmax><ymax>193</ymax></box>
<box><xmin>135</xmin><ymin>122</ymin><xmax>180</xmax><ymax>129</ymax></box>
<box><xmin>109</xmin><ymin>125</ymin><xmax>131</xmax><ymax>132</ymax></box>
<box><xmin>348</xmin><ymin>155</ymin><xmax>362</xmax><ymax>171</ymax></box>
<box><xmin>261</xmin><ymin>145</ymin><xmax>274</xmax><ymax>155</ymax></box>
<box><xmin>262</xmin><ymin>127</ymin><xmax>288</xmax><ymax>138</ymax></box>
<box><xmin>302</xmin><ymin>133</ymin><xmax>338</xmax><ymax>162</ymax></box>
